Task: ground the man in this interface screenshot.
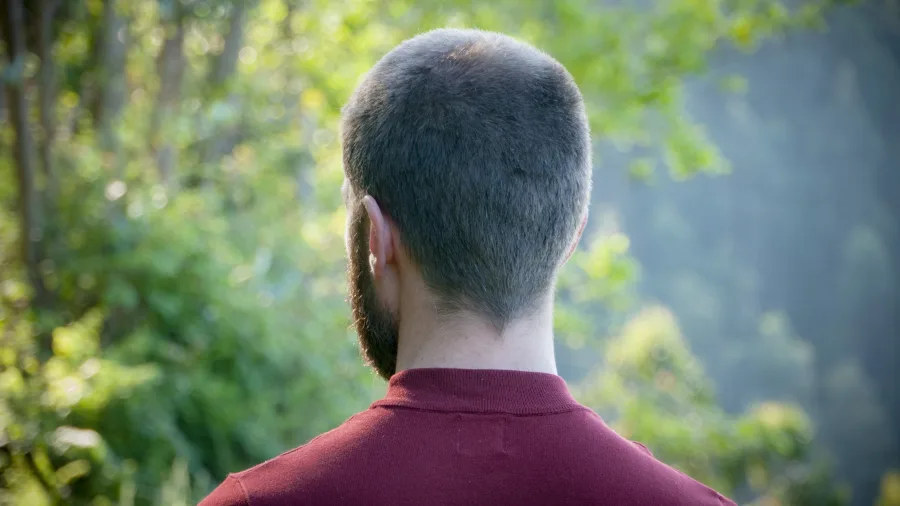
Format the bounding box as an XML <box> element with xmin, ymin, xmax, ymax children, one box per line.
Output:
<box><xmin>200</xmin><ymin>28</ymin><xmax>737</xmax><ymax>506</ymax></box>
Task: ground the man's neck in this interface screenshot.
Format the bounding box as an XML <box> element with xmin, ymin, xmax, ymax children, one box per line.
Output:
<box><xmin>394</xmin><ymin>302</ymin><xmax>558</xmax><ymax>375</ymax></box>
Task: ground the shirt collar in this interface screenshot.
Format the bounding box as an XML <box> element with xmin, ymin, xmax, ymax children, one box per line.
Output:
<box><xmin>372</xmin><ymin>367</ymin><xmax>582</xmax><ymax>415</ymax></box>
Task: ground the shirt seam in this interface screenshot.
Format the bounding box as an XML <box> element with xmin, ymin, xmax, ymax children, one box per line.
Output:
<box><xmin>370</xmin><ymin>403</ymin><xmax>591</xmax><ymax>417</ymax></box>
<box><xmin>231</xmin><ymin>474</ymin><xmax>252</xmax><ymax>506</ymax></box>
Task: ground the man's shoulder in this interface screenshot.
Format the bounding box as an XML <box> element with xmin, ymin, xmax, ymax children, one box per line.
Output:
<box><xmin>630</xmin><ymin>454</ymin><xmax>738</xmax><ymax>506</ymax></box>
<box><xmin>569</xmin><ymin>410</ymin><xmax>737</xmax><ymax>505</ymax></box>
<box><xmin>198</xmin><ymin>410</ymin><xmax>376</xmax><ymax>506</ymax></box>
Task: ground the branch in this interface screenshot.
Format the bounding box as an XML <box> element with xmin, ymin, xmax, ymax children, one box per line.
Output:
<box><xmin>281</xmin><ymin>1</ymin><xmax>294</xmax><ymax>39</ymax></box>
<box><xmin>24</xmin><ymin>449</ymin><xmax>63</xmax><ymax>505</ymax></box>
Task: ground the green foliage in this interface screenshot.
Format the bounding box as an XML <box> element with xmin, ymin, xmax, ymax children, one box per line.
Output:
<box><xmin>553</xmin><ymin>233</ymin><xmax>850</xmax><ymax>505</ymax></box>
<box><xmin>0</xmin><ymin>309</ymin><xmax>155</xmax><ymax>504</ymax></box>
<box><xmin>876</xmin><ymin>471</ymin><xmax>900</xmax><ymax>506</ymax></box>
<box><xmin>572</xmin><ymin>307</ymin><xmax>849</xmax><ymax>505</ymax></box>
<box><xmin>0</xmin><ymin>0</ymin><xmax>857</xmax><ymax>504</ymax></box>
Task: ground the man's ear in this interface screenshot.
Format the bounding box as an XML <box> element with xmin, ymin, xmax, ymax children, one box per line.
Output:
<box><xmin>362</xmin><ymin>195</ymin><xmax>395</xmax><ymax>275</ymax></box>
<box><xmin>564</xmin><ymin>214</ymin><xmax>588</xmax><ymax>263</ymax></box>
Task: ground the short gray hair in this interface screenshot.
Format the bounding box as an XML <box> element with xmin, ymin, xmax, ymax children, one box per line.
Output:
<box><xmin>341</xmin><ymin>28</ymin><xmax>592</xmax><ymax>328</ymax></box>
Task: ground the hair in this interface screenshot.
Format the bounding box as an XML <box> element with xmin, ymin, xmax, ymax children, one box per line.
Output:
<box><xmin>341</xmin><ymin>28</ymin><xmax>592</xmax><ymax>329</ymax></box>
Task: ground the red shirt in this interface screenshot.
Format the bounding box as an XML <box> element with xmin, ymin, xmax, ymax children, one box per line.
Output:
<box><xmin>199</xmin><ymin>368</ymin><xmax>736</xmax><ymax>506</ymax></box>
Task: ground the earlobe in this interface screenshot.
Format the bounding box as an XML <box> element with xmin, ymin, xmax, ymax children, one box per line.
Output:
<box><xmin>368</xmin><ymin>219</ymin><xmax>379</xmax><ymax>269</ymax></box>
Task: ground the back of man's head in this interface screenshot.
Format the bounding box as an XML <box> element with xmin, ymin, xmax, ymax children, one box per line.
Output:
<box><xmin>341</xmin><ymin>28</ymin><xmax>592</xmax><ymax>330</ymax></box>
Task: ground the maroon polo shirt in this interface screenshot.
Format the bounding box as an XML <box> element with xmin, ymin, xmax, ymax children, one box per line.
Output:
<box><xmin>199</xmin><ymin>368</ymin><xmax>736</xmax><ymax>505</ymax></box>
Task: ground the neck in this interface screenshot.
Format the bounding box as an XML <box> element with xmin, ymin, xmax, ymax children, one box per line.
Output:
<box><xmin>394</xmin><ymin>296</ymin><xmax>558</xmax><ymax>375</ymax></box>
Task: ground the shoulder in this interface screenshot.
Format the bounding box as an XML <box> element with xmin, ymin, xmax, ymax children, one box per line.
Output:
<box><xmin>625</xmin><ymin>442</ymin><xmax>738</xmax><ymax>505</ymax></box>
<box><xmin>572</xmin><ymin>410</ymin><xmax>738</xmax><ymax>506</ymax></box>
<box><xmin>656</xmin><ymin>467</ymin><xmax>738</xmax><ymax>506</ymax></box>
<box><xmin>197</xmin><ymin>475</ymin><xmax>250</xmax><ymax>506</ymax></box>
<box><xmin>198</xmin><ymin>410</ymin><xmax>377</xmax><ymax>506</ymax></box>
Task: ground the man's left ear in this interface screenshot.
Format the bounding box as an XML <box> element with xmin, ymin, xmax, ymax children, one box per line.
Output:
<box><xmin>564</xmin><ymin>214</ymin><xmax>588</xmax><ymax>263</ymax></box>
<box><xmin>362</xmin><ymin>195</ymin><xmax>395</xmax><ymax>275</ymax></box>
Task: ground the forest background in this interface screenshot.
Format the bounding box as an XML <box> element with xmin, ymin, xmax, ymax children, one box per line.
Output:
<box><xmin>1</xmin><ymin>0</ymin><xmax>899</xmax><ymax>505</ymax></box>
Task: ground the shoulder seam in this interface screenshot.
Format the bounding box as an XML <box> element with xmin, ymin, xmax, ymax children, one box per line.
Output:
<box><xmin>231</xmin><ymin>474</ymin><xmax>252</xmax><ymax>506</ymax></box>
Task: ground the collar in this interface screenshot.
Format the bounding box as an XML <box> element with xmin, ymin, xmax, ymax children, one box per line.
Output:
<box><xmin>371</xmin><ymin>367</ymin><xmax>582</xmax><ymax>415</ymax></box>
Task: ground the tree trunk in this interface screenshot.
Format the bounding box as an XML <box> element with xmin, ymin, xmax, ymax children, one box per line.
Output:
<box><xmin>209</xmin><ymin>2</ymin><xmax>246</xmax><ymax>90</ymax></box>
<box><xmin>150</xmin><ymin>11</ymin><xmax>186</xmax><ymax>184</ymax></box>
<box><xmin>0</xmin><ymin>12</ymin><xmax>5</xmax><ymax>125</ymax></box>
<box><xmin>92</xmin><ymin>0</ymin><xmax>128</xmax><ymax>165</ymax></box>
<box><xmin>37</xmin><ymin>0</ymin><xmax>60</xmax><ymax>197</ymax></box>
<box><xmin>199</xmin><ymin>1</ymin><xmax>249</xmax><ymax>169</ymax></box>
<box><xmin>0</xmin><ymin>72</ymin><xmax>5</xmax><ymax>126</ymax></box>
<box><xmin>1</xmin><ymin>0</ymin><xmax>48</xmax><ymax>305</ymax></box>
<box><xmin>278</xmin><ymin>1</ymin><xmax>314</xmax><ymax>203</ymax></box>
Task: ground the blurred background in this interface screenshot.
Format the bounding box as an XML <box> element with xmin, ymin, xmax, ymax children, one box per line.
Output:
<box><xmin>1</xmin><ymin>0</ymin><xmax>898</xmax><ymax>504</ymax></box>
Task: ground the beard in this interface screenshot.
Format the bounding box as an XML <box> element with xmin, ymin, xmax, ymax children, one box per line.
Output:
<box><xmin>346</xmin><ymin>202</ymin><xmax>400</xmax><ymax>380</ymax></box>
